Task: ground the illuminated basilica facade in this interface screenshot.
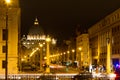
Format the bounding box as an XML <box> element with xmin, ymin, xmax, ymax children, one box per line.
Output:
<box><xmin>21</xmin><ymin>18</ymin><xmax>46</xmax><ymax>48</ymax></box>
<box><xmin>21</xmin><ymin>17</ymin><xmax>57</xmax><ymax>72</ymax></box>
<box><xmin>21</xmin><ymin>18</ymin><xmax>47</xmax><ymax>71</ymax></box>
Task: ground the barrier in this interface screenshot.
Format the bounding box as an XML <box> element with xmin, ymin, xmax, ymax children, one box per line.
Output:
<box><xmin>0</xmin><ymin>73</ymin><xmax>116</xmax><ymax>80</ymax></box>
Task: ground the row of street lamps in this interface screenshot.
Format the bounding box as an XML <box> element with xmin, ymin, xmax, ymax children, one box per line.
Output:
<box><xmin>21</xmin><ymin>36</ymin><xmax>56</xmax><ymax>73</ymax></box>
<box><xmin>45</xmin><ymin>36</ymin><xmax>51</xmax><ymax>73</ymax></box>
<box><xmin>4</xmin><ymin>1</ymin><xmax>111</xmax><ymax>80</ymax></box>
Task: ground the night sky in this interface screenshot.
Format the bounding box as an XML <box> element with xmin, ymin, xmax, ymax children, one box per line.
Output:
<box><xmin>20</xmin><ymin>0</ymin><xmax>120</xmax><ymax>42</ymax></box>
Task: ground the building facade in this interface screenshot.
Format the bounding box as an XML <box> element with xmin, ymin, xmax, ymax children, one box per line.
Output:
<box><xmin>21</xmin><ymin>18</ymin><xmax>57</xmax><ymax>72</ymax></box>
<box><xmin>88</xmin><ymin>8</ymin><xmax>120</xmax><ymax>68</ymax></box>
<box><xmin>76</xmin><ymin>33</ymin><xmax>90</xmax><ymax>69</ymax></box>
<box><xmin>0</xmin><ymin>0</ymin><xmax>21</xmax><ymax>74</ymax></box>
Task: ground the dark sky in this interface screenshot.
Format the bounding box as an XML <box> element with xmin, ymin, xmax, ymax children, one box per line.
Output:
<box><xmin>20</xmin><ymin>0</ymin><xmax>120</xmax><ymax>41</ymax></box>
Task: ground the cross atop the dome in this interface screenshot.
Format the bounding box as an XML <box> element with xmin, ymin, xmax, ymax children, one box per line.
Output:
<box><xmin>34</xmin><ymin>17</ymin><xmax>39</xmax><ymax>25</ymax></box>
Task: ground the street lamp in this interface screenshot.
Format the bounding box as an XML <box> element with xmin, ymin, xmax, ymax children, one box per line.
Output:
<box><xmin>39</xmin><ymin>43</ymin><xmax>43</xmax><ymax>72</ymax></box>
<box><xmin>78</xmin><ymin>47</ymin><xmax>82</xmax><ymax>70</ymax></box>
<box><xmin>63</xmin><ymin>52</ymin><xmax>66</xmax><ymax>62</ymax></box>
<box><xmin>45</xmin><ymin>36</ymin><xmax>51</xmax><ymax>73</ymax></box>
<box><xmin>67</xmin><ymin>51</ymin><xmax>70</xmax><ymax>61</ymax></box>
<box><xmin>5</xmin><ymin>0</ymin><xmax>11</xmax><ymax>79</ymax></box>
<box><xmin>72</xmin><ymin>49</ymin><xmax>75</xmax><ymax>62</ymax></box>
<box><xmin>78</xmin><ymin>47</ymin><xmax>82</xmax><ymax>51</ymax></box>
<box><xmin>106</xmin><ymin>32</ymin><xmax>111</xmax><ymax>74</ymax></box>
<box><xmin>6</xmin><ymin>0</ymin><xmax>11</xmax><ymax>4</ymax></box>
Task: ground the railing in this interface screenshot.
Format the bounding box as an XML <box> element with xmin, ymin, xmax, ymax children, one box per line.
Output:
<box><xmin>0</xmin><ymin>73</ymin><xmax>77</xmax><ymax>80</ymax></box>
<box><xmin>0</xmin><ymin>73</ymin><xmax>116</xmax><ymax>80</ymax></box>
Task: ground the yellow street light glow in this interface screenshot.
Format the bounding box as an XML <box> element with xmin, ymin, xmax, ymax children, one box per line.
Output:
<box><xmin>67</xmin><ymin>51</ymin><xmax>70</xmax><ymax>54</ymax></box>
<box><xmin>72</xmin><ymin>49</ymin><xmax>75</xmax><ymax>53</ymax></box>
<box><xmin>39</xmin><ymin>44</ymin><xmax>43</xmax><ymax>47</ymax></box>
<box><xmin>36</xmin><ymin>47</ymin><xmax>39</xmax><ymax>50</ymax></box>
<box><xmin>27</xmin><ymin>42</ymin><xmax>30</xmax><ymax>44</ymax></box>
<box><xmin>30</xmin><ymin>48</ymin><xmax>38</xmax><ymax>57</ymax></box>
<box><xmin>21</xmin><ymin>58</ymin><xmax>24</xmax><ymax>61</ymax></box>
<box><xmin>24</xmin><ymin>56</ymin><xmax>27</xmax><ymax>58</ymax></box>
<box><xmin>44</xmin><ymin>57</ymin><xmax>47</xmax><ymax>59</ymax></box>
<box><xmin>43</xmin><ymin>42</ymin><xmax>45</xmax><ymax>45</ymax></box>
<box><xmin>52</xmin><ymin>38</ymin><xmax>56</xmax><ymax>44</ymax></box>
<box><xmin>46</xmin><ymin>37</ymin><xmax>51</xmax><ymax>42</ymax></box>
<box><xmin>5</xmin><ymin>0</ymin><xmax>11</xmax><ymax>4</ymax></box>
<box><xmin>78</xmin><ymin>47</ymin><xmax>82</xmax><ymax>51</ymax></box>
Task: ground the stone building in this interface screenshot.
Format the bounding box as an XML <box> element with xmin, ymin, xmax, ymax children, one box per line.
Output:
<box><xmin>0</xmin><ymin>0</ymin><xmax>20</xmax><ymax>74</ymax></box>
<box><xmin>21</xmin><ymin>18</ymin><xmax>46</xmax><ymax>70</ymax></box>
<box><xmin>21</xmin><ymin>18</ymin><xmax>57</xmax><ymax>72</ymax></box>
<box><xmin>76</xmin><ymin>33</ymin><xmax>90</xmax><ymax>69</ymax></box>
<box><xmin>88</xmin><ymin>8</ymin><xmax>120</xmax><ymax>68</ymax></box>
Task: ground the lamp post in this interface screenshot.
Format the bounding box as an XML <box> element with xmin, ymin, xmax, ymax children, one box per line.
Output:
<box><xmin>72</xmin><ymin>49</ymin><xmax>75</xmax><ymax>62</ymax></box>
<box><xmin>106</xmin><ymin>32</ymin><xmax>111</xmax><ymax>74</ymax></box>
<box><xmin>45</xmin><ymin>36</ymin><xmax>51</xmax><ymax>73</ymax></box>
<box><xmin>78</xmin><ymin>47</ymin><xmax>82</xmax><ymax>70</ymax></box>
<box><xmin>5</xmin><ymin>0</ymin><xmax>10</xmax><ymax>79</ymax></box>
<box><xmin>39</xmin><ymin>43</ymin><xmax>43</xmax><ymax>72</ymax></box>
<box><xmin>67</xmin><ymin>51</ymin><xmax>70</xmax><ymax>61</ymax></box>
<box><xmin>45</xmin><ymin>36</ymin><xmax>56</xmax><ymax>73</ymax></box>
<box><xmin>63</xmin><ymin>52</ymin><xmax>66</xmax><ymax>62</ymax></box>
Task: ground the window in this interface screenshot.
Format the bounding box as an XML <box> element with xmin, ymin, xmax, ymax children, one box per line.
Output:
<box><xmin>2</xmin><ymin>46</ymin><xmax>6</xmax><ymax>53</ymax></box>
<box><xmin>2</xmin><ymin>60</ymin><xmax>6</xmax><ymax>68</ymax></box>
<box><xmin>2</xmin><ymin>29</ymin><xmax>8</xmax><ymax>40</ymax></box>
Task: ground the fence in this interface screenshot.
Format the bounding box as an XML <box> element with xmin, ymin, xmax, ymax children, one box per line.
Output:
<box><xmin>0</xmin><ymin>73</ymin><xmax>76</xmax><ymax>80</ymax></box>
<box><xmin>0</xmin><ymin>73</ymin><xmax>116</xmax><ymax>80</ymax></box>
